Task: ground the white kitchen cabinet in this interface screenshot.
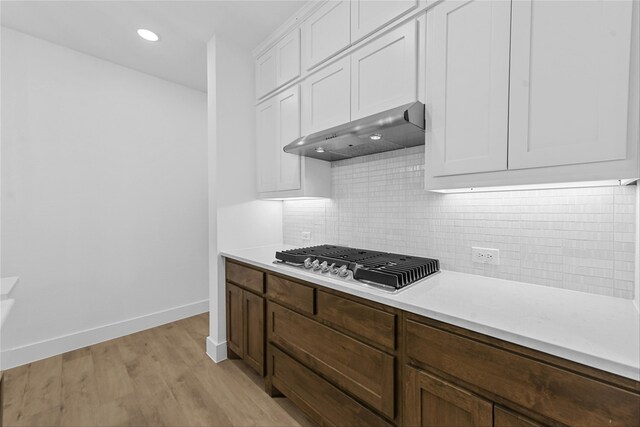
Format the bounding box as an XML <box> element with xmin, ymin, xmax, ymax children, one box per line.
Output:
<box><xmin>350</xmin><ymin>20</ymin><xmax>418</xmax><ymax>120</ymax></box>
<box><xmin>256</xmin><ymin>48</ymin><xmax>277</xmax><ymax>100</ymax></box>
<box><xmin>426</xmin><ymin>0</ymin><xmax>511</xmax><ymax>177</ymax></box>
<box><xmin>256</xmin><ymin>98</ymin><xmax>278</xmax><ymax>193</ymax></box>
<box><xmin>350</xmin><ymin>0</ymin><xmax>419</xmax><ymax>43</ymax></box>
<box><xmin>257</xmin><ymin>86</ymin><xmax>331</xmax><ymax>199</ymax></box>
<box><xmin>301</xmin><ymin>56</ymin><xmax>351</xmax><ymax>135</ymax></box>
<box><xmin>276</xmin><ymin>28</ymin><xmax>301</xmax><ymax>88</ymax></box>
<box><xmin>508</xmin><ymin>0</ymin><xmax>633</xmax><ymax>170</ymax></box>
<box><xmin>302</xmin><ymin>0</ymin><xmax>351</xmax><ymax>71</ymax></box>
<box><xmin>425</xmin><ymin>0</ymin><xmax>639</xmax><ymax>191</ymax></box>
<box><xmin>276</xmin><ymin>86</ymin><xmax>302</xmax><ymax>191</ymax></box>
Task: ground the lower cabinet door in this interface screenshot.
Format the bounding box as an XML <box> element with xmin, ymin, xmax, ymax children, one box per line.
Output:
<box><xmin>243</xmin><ymin>291</ymin><xmax>265</xmax><ymax>376</ymax></box>
<box><xmin>404</xmin><ymin>366</ymin><xmax>493</xmax><ymax>427</ymax></box>
<box><xmin>226</xmin><ymin>282</ymin><xmax>244</xmax><ymax>357</ymax></box>
<box><xmin>494</xmin><ymin>406</ymin><xmax>543</xmax><ymax>427</ymax></box>
<box><xmin>269</xmin><ymin>345</ymin><xmax>393</xmax><ymax>427</ymax></box>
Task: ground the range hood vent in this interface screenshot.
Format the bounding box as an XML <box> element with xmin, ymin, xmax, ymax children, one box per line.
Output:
<box><xmin>283</xmin><ymin>102</ymin><xmax>425</xmax><ymax>161</ymax></box>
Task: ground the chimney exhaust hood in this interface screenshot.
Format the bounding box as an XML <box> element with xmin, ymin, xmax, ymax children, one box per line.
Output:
<box><xmin>283</xmin><ymin>102</ymin><xmax>425</xmax><ymax>161</ymax></box>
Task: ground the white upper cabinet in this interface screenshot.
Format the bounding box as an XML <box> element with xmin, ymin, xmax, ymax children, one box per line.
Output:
<box><xmin>256</xmin><ymin>48</ymin><xmax>277</xmax><ymax>100</ymax></box>
<box><xmin>302</xmin><ymin>1</ymin><xmax>351</xmax><ymax>71</ymax></box>
<box><xmin>302</xmin><ymin>56</ymin><xmax>351</xmax><ymax>135</ymax></box>
<box><xmin>508</xmin><ymin>0</ymin><xmax>633</xmax><ymax>170</ymax></box>
<box><xmin>350</xmin><ymin>20</ymin><xmax>418</xmax><ymax>120</ymax></box>
<box><xmin>276</xmin><ymin>28</ymin><xmax>301</xmax><ymax>88</ymax></box>
<box><xmin>351</xmin><ymin>0</ymin><xmax>419</xmax><ymax>43</ymax></box>
<box><xmin>257</xmin><ymin>86</ymin><xmax>301</xmax><ymax>193</ymax></box>
<box><xmin>427</xmin><ymin>0</ymin><xmax>511</xmax><ymax>177</ymax></box>
<box><xmin>256</xmin><ymin>98</ymin><xmax>279</xmax><ymax>193</ymax></box>
<box><xmin>276</xmin><ymin>86</ymin><xmax>302</xmax><ymax>191</ymax></box>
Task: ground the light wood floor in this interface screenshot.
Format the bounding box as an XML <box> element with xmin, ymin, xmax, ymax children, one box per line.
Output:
<box><xmin>1</xmin><ymin>313</ymin><xmax>312</xmax><ymax>427</ymax></box>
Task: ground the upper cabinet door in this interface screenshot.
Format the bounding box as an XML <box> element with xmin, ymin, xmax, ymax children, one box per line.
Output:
<box><xmin>351</xmin><ymin>20</ymin><xmax>417</xmax><ymax>120</ymax></box>
<box><xmin>302</xmin><ymin>1</ymin><xmax>351</xmax><ymax>71</ymax></box>
<box><xmin>427</xmin><ymin>0</ymin><xmax>511</xmax><ymax>177</ymax></box>
<box><xmin>256</xmin><ymin>48</ymin><xmax>277</xmax><ymax>99</ymax></box>
<box><xmin>508</xmin><ymin>0</ymin><xmax>633</xmax><ymax>170</ymax></box>
<box><xmin>301</xmin><ymin>56</ymin><xmax>351</xmax><ymax>135</ymax></box>
<box><xmin>277</xmin><ymin>86</ymin><xmax>302</xmax><ymax>191</ymax></box>
<box><xmin>256</xmin><ymin>98</ymin><xmax>279</xmax><ymax>193</ymax></box>
<box><xmin>351</xmin><ymin>0</ymin><xmax>419</xmax><ymax>43</ymax></box>
<box><xmin>276</xmin><ymin>29</ymin><xmax>301</xmax><ymax>88</ymax></box>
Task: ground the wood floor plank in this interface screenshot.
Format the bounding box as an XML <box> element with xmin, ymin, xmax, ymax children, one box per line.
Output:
<box><xmin>91</xmin><ymin>340</ymin><xmax>135</xmax><ymax>405</ymax></box>
<box><xmin>1</xmin><ymin>313</ymin><xmax>310</xmax><ymax>427</ymax></box>
<box><xmin>20</xmin><ymin>355</ymin><xmax>63</xmax><ymax>419</ymax></box>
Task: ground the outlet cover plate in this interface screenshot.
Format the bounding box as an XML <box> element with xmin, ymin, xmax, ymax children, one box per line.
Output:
<box><xmin>472</xmin><ymin>247</ymin><xmax>500</xmax><ymax>265</ymax></box>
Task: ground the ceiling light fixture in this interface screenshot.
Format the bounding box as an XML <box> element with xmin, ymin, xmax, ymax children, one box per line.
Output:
<box><xmin>370</xmin><ymin>133</ymin><xmax>382</xmax><ymax>141</ymax></box>
<box><xmin>315</xmin><ymin>147</ymin><xmax>325</xmax><ymax>153</ymax></box>
<box><xmin>137</xmin><ymin>29</ymin><xmax>159</xmax><ymax>42</ymax></box>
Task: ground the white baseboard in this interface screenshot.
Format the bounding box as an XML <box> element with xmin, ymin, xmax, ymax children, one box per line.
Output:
<box><xmin>0</xmin><ymin>299</ymin><xmax>209</xmax><ymax>370</ymax></box>
<box><xmin>206</xmin><ymin>336</ymin><xmax>228</xmax><ymax>362</ymax></box>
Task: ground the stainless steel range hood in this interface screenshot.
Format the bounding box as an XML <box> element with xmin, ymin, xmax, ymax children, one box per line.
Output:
<box><xmin>283</xmin><ymin>102</ymin><xmax>425</xmax><ymax>161</ymax></box>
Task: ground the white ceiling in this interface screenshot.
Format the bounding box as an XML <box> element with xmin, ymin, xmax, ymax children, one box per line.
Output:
<box><xmin>0</xmin><ymin>1</ymin><xmax>307</xmax><ymax>92</ymax></box>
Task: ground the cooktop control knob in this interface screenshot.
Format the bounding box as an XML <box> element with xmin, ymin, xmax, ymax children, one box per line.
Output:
<box><xmin>311</xmin><ymin>259</ymin><xmax>321</xmax><ymax>270</ymax></box>
<box><xmin>322</xmin><ymin>262</ymin><xmax>334</xmax><ymax>273</ymax></box>
<box><xmin>319</xmin><ymin>261</ymin><xmax>330</xmax><ymax>273</ymax></box>
<box><xmin>330</xmin><ymin>265</ymin><xmax>339</xmax><ymax>275</ymax></box>
<box><xmin>338</xmin><ymin>265</ymin><xmax>349</xmax><ymax>277</ymax></box>
<box><xmin>303</xmin><ymin>257</ymin><xmax>313</xmax><ymax>269</ymax></box>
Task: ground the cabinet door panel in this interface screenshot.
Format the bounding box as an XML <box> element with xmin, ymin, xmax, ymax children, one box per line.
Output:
<box><xmin>256</xmin><ymin>99</ymin><xmax>278</xmax><ymax>193</ymax></box>
<box><xmin>351</xmin><ymin>20</ymin><xmax>417</xmax><ymax>120</ymax></box>
<box><xmin>494</xmin><ymin>406</ymin><xmax>542</xmax><ymax>427</ymax></box>
<box><xmin>243</xmin><ymin>291</ymin><xmax>265</xmax><ymax>376</ymax></box>
<box><xmin>226</xmin><ymin>283</ymin><xmax>244</xmax><ymax>357</ymax></box>
<box><xmin>256</xmin><ymin>48</ymin><xmax>277</xmax><ymax>99</ymax></box>
<box><xmin>426</xmin><ymin>0</ymin><xmax>510</xmax><ymax>176</ymax></box>
<box><xmin>351</xmin><ymin>0</ymin><xmax>419</xmax><ymax>43</ymax></box>
<box><xmin>404</xmin><ymin>366</ymin><xmax>492</xmax><ymax>427</ymax></box>
<box><xmin>302</xmin><ymin>0</ymin><xmax>351</xmax><ymax>70</ymax></box>
<box><xmin>508</xmin><ymin>0</ymin><xmax>633</xmax><ymax>170</ymax></box>
<box><xmin>276</xmin><ymin>87</ymin><xmax>302</xmax><ymax>191</ymax></box>
<box><xmin>276</xmin><ymin>29</ymin><xmax>301</xmax><ymax>87</ymax></box>
<box><xmin>302</xmin><ymin>57</ymin><xmax>351</xmax><ymax>135</ymax></box>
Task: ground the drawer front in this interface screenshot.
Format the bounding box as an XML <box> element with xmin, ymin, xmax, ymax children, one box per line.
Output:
<box><xmin>266</xmin><ymin>274</ymin><xmax>315</xmax><ymax>315</ymax></box>
<box><xmin>270</xmin><ymin>345</ymin><xmax>393</xmax><ymax>427</ymax></box>
<box><xmin>406</xmin><ymin>318</ymin><xmax>640</xmax><ymax>427</ymax></box>
<box><xmin>269</xmin><ymin>303</ymin><xmax>395</xmax><ymax>419</ymax></box>
<box><xmin>226</xmin><ymin>261</ymin><xmax>264</xmax><ymax>294</ymax></box>
<box><xmin>316</xmin><ymin>290</ymin><xmax>396</xmax><ymax>351</ymax></box>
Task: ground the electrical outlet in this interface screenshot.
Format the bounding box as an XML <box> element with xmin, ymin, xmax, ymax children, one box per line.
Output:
<box><xmin>301</xmin><ymin>231</ymin><xmax>311</xmax><ymax>242</ymax></box>
<box><xmin>472</xmin><ymin>247</ymin><xmax>500</xmax><ymax>265</ymax></box>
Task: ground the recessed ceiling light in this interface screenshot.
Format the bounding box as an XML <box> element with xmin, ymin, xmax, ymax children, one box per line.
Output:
<box><xmin>370</xmin><ymin>133</ymin><xmax>382</xmax><ymax>141</ymax></box>
<box><xmin>137</xmin><ymin>29</ymin><xmax>159</xmax><ymax>42</ymax></box>
<box><xmin>315</xmin><ymin>147</ymin><xmax>325</xmax><ymax>153</ymax></box>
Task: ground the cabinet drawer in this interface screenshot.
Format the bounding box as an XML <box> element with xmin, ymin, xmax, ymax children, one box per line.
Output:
<box><xmin>268</xmin><ymin>302</ymin><xmax>395</xmax><ymax>419</ymax></box>
<box><xmin>226</xmin><ymin>261</ymin><xmax>264</xmax><ymax>294</ymax></box>
<box><xmin>270</xmin><ymin>345</ymin><xmax>392</xmax><ymax>427</ymax></box>
<box><xmin>316</xmin><ymin>290</ymin><xmax>395</xmax><ymax>351</ymax></box>
<box><xmin>266</xmin><ymin>274</ymin><xmax>315</xmax><ymax>315</ymax></box>
<box><xmin>405</xmin><ymin>318</ymin><xmax>640</xmax><ymax>427</ymax></box>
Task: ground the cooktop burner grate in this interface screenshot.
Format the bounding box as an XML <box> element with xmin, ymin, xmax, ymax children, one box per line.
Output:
<box><xmin>275</xmin><ymin>245</ymin><xmax>440</xmax><ymax>290</ymax></box>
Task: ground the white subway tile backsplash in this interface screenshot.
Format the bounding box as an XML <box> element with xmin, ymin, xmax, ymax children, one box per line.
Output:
<box><xmin>283</xmin><ymin>147</ymin><xmax>637</xmax><ymax>299</ymax></box>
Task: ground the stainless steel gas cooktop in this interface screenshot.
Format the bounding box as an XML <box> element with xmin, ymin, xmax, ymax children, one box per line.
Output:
<box><xmin>274</xmin><ymin>244</ymin><xmax>440</xmax><ymax>292</ymax></box>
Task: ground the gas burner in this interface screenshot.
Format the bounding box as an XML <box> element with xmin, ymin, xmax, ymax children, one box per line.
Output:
<box><xmin>275</xmin><ymin>245</ymin><xmax>439</xmax><ymax>291</ymax></box>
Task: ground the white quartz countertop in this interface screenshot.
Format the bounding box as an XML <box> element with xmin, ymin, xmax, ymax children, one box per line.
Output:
<box><xmin>221</xmin><ymin>244</ymin><xmax>640</xmax><ymax>381</ymax></box>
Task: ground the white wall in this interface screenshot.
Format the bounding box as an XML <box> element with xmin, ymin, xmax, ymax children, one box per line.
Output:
<box><xmin>0</xmin><ymin>28</ymin><xmax>209</xmax><ymax>369</ymax></box>
<box><xmin>206</xmin><ymin>35</ymin><xmax>282</xmax><ymax>361</ymax></box>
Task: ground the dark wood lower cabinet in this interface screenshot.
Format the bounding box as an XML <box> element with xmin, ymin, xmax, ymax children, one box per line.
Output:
<box><xmin>494</xmin><ymin>406</ymin><xmax>543</xmax><ymax>427</ymax></box>
<box><xmin>404</xmin><ymin>366</ymin><xmax>492</xmax><ymax>427</ymax></box>
<box><xmin>242</xmin><ymin>290</ymin><xmax>264</xmax><ymax>375</ymax></box>
<box><xmin>226</xmin><ymin>282</ymin><xmax>243</xmax><ymax>357</ymax></box>
<box><xmin>224</xmin><ymin>262</ymin><xmax>640</xmax><ymax>427</ymax></box>
<box><xmin>225</xmin><ymin>281</ymin><xmax>265</xmax><ymax>376</ymax></box>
